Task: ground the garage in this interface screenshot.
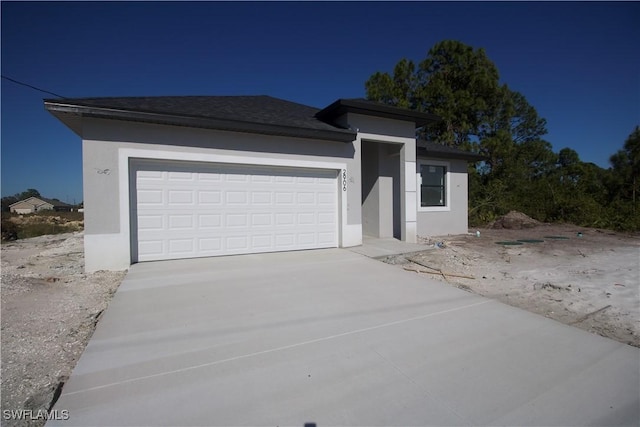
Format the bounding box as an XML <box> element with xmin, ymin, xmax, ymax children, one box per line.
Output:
<box><xmin>131</xmin><ymin>160</ymin><xmax>339</xmax><ymax>262</ymax></box>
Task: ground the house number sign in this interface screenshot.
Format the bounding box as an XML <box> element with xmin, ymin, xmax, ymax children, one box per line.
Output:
<box><xmin>342</xmin><ymin>169</ymin><xmax>347</xmax><ymax>191</ymax></box>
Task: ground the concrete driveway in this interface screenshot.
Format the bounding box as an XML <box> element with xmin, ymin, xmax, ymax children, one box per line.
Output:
<box><xmin>50</xmin><ymin>249</ymin><xmax>639</xmax><ymax>426</ymax></box>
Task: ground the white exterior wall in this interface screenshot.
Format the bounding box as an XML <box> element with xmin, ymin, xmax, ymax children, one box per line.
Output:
<box><xmin>415</xmin><ymin>158</ymin><xmax>469</xmax><ymax>237</ymax></box>
<box><xmin>81</xmin><ymin>118</ymin><xmax>361</xmax><ymax>272</ymax></box>
<box><xmin>12</xmin><ymin>208</ymin><xmax>34</xmax><ymax>214</ymax></box>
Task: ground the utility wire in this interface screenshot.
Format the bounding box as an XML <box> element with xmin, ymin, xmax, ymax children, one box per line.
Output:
<box><xmin>1</xmin><ymin>75</ymin><xmax>66</xmax><ymax>98</ymax></box>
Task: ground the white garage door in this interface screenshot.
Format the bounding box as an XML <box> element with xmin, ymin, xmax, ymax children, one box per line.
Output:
<box><xmin>132</xmin><ymin>160</ymin><xmax>339</xmax><ymax>262</ymax></box>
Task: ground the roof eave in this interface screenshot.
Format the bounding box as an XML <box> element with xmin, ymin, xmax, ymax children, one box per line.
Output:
<box><xmin>316</xmin><ymin>99</ymin><xmax>441</xmax><ymax>128</ymax></box>
<box><xmin>44</xmin><ymin>101</ymin><xmax>357</xmax><ymax>143</ymax></box>
<box><xmin>417</xmin><ymin>147</ymin><xmax>485</xmax><ymax>162</ymax></box>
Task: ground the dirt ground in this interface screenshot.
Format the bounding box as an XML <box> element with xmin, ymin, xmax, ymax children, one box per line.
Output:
<box><xmin>1</xmin><ymin>220</ymin><xmax>638</xmax><ymax>426</ymax></box>
<box><xmin>386</xmin><ymin>221</ymin><xmax>640</xmax><ymax>348</ymax></box>
<box><xmin>1</xmin><ymin>232</ymin><xmax>125</xmax><ymax>427</ymax></box>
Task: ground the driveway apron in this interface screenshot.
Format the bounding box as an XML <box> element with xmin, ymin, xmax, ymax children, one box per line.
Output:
<box><xmin>49</xmin><ymin>249</ymin><xmax>639</xmax><ymax>426</ymax></box>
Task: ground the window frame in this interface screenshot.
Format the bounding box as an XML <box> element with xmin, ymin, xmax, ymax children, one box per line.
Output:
<box><xmin>417</xmin><ymin>159</ymin><xmax>451</xmax><ymax>212</ymax></box>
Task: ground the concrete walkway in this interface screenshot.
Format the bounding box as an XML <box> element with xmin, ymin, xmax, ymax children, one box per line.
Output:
<box><xmin>348</xmin><ymin>236</ymin><xmax>432</xmax><ymax>258</ymax></box>
<box><xmin>50</xmin><ymin>249</ymin><xmax>639</xmax><ymax>426</ymax></box>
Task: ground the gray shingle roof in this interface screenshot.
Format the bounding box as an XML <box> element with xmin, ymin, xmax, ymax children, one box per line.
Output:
<box><xmin>44</xmin><ymin>95</ymin><xmax>357</xmax><ymax>142</ymax></box>
<box><xmin>45</xmin><ymin>95</ymin><xmax>443</xmax><ymax>144</ymax></box>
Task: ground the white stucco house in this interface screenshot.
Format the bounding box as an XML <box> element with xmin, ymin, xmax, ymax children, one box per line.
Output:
<box><xmin>45</xmin><ymin>96</ymin><xmax>482</xmax><ymax>272</ymax></box>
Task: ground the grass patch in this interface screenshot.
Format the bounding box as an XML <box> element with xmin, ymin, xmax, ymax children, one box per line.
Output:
<box><xmin>17</xmin><ymin>223</ymin><xmax>81</xmax><ymax>239</ymax></box>
<box><xmin>3</xmin><ymin>211</ymin><xmax>84</xmax><ymax>221</ymax></box>
<box><xmin>1</xmin><ymin>212</ymin><xmax>83</xmax><ymax>241</ymax></box>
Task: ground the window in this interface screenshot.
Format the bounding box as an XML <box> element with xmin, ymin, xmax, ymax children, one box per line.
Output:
<box><xmin>420</xmin><ymin>164</ymin><xmax>447</xmax><ymax>207</ymax></box>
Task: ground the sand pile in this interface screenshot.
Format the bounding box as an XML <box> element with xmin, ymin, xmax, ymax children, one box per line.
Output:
<box><xmin>489</xmin><ymin>210</ymin><xmax>541</xmax><ymax>229</ymax></box>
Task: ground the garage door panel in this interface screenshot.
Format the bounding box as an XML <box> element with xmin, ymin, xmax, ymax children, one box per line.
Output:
<box><xmin>138</xmin><ymin>189</ymin><xmax>164</xmax><ymax>205</ymax></box>
<box><xmin>199</xmin><ymin>238</ymin><xmax>222</xmax><ymax>251</ymax></box>
<box><xmin>225</xmin><ymin>191</ymin><xmax>248</xmax><ymax>205</ymax></box>
<box><xmin>251</xmin><ymin>213</ymin><xmax>272</xmax><ymax>227</ymax></box>
<box><xmin>226</xmin><ymin>213</ymin><xmax>248</xmax><ymax>227</ymax></box>
<box><xmin>138</xmin><ymin>215</ymin><xmax>164</xmax><ymax>230</ymax></box>
<box><xmin>275</xmin><ymin>193</ymin><xmax>294</xmax><ymax>204</ymax></box>
<box><xmin>139</xmin><ymin>240</ymin><xmax>164</xmax><ymax>257</ymax></box>
<box><xmin>251</xmin><ymin>192</ymin><xmax>272</xmax><ymax>204</ymax></box>
<box><xmin>168</xmin><ymin>171</ymin><xmax>195</xmax><ymax>181</ymax></box>
<box><xmin>198</xmin><ymin>214</ymin><xmax>222</xmax><ymax>228</ymax></box>
<box><xmin>168</xmin><ymin>190</ymin><xmax>194</xmax><ymax>205</ymax></box>
<box><xmin>251</xmin><ymin>175</ymin><xmax>272</xmax><ymax>183</ymax></box>
<box><xmin>169</xmin><ymin>239</ymin><xmax>193</xmax><ymax>253</ymax></box>
<box><xmin>275</xmin><ymin>213</ymin><xmax>294</xmax><ymax>226</ymax></box>
<box><xmin>251</xmin><ymin>235</ymin><xmax>273</xmax><ymax>249</ymax></box>
<box><xmin>134</xmin><ymin>161</ymin><xmax>338</xmax><ymax>262</ymax></box>
<box><xmin>168</xmin><ymin>215</ymin><xmax>193</xmax><ymax>229</ymax></box>
<box><xmin>198</xmin><ymin>191</ymin><xmax>222</xmax><ymax>204</ymax></box>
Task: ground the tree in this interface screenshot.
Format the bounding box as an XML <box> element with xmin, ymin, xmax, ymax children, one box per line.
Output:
<box><xmin>609</xmin><ymin>126</ymin><xmax>640</xmax><ymax>206</ymax></box>
<box><xmin>418</xmin><ymin>41</ymin><xmax>502</xmax><ymax>146</ymax></box>
<box><xmin>365</xmin><ymin>40</ymin><xmax>638</xmax><ymax>230</ymax></box>
<box><xmin>17</xmin><ymin>188</ymin><xmax>41</xmax><ymax>200</ymax></box>
<box><xmin>1</xmin><ymin>196</ymin><xmax>18</xmax><ymax>212</ymax></box>
<box><xmin>365</xmin><ymin>40</ymin><xmax>547</xmax><ymax>154</ymax></box>
<box><xmin>366</xmin><ymin>40</ymin><xmax>504</xmax><ymax>146</ymax></box>
<box><xmin>365</xmin><ymin>58</ymin><xmax>417</xmax><ymax>109</ymax></box>
<box><xmin>1</xmin><ymin>189</ymin><xmax>41</xmax><ymax>212</ymax></box>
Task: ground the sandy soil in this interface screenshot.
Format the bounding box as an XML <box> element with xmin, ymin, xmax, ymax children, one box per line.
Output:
<box><xmin>388</xmin><ymin>223</ymin><xmax>640</xmax><ymax>348</ymax></box>
<box><xmin>1</xmin><ymin>232</ymin><xmax>125</xmax><ymax>427</ymax></box>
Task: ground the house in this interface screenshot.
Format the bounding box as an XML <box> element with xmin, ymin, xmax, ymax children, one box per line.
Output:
<box><xmin>10</xmin><ymin>197</ymin><xmax>74</xmax><ymax>214</ymax></box>
<box><xmin>9</xmin><ymin>196</ymin><xmax>73</xmax><ymax>214</ymax></box>
<box><xmin>45</xmin><ymin>96</ymin><xmax>482</xmax><ymax>272</ymax></box>
<box><xmin>9</xmin><ymin>197</ymin><xmax>54</xmax><ymax>214</ymax></box>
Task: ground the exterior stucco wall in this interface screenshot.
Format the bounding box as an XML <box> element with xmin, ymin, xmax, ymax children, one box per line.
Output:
<box><xmin>416</xmin><ymin>158</ymin><xmax>469</xmax><ymax>237</ymax></box>
<box><xmin>361</xmin><ymin>141</ymin><xmax>380</xmax><ymax>237</ymax></box>
<box><xmin>80</xmin><ymin>112</ymin><xmax>429</xmax><ymax>271</ymax></box>
<box><xmin>342</xmin><ymin>113</ymin><xmax>418</xmax><ymax>243</ymax></box>
<box><xmin>81</xmin><ymin>118</ymin><xmax>361</xmax><ymax>271</ymax></box>
<box><xmin>361</xmin><ymin>141</ymin><xmax>401</xmax><ymax>239</ymax></box>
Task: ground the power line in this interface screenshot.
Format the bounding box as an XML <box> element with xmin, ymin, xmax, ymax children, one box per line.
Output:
<box><xmin>1</xmin><ymin>75</ymin><xmax>66</xmax><ymax>98</ymax></box>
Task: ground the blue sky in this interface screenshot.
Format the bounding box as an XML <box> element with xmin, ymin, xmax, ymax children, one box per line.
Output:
<box><xmin>2</xmin><ymin>1</ymin><xmax>638</xmax><ymax>204</ymax></box>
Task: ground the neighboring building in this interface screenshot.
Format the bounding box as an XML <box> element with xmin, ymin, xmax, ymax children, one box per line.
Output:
<box><xmin>8</xmin><ymin>196</ymin><xmax>73</xmax><ymax>214</ymax></box>
<box><xmin>45</xmin><ymin>96</ymin><xmax>482</xmax><ymax>272</ymax></box>
<box><xmin>9</xmin><ymin>197</ymin><xmax>54</xmax><ymax>214</ymax></box>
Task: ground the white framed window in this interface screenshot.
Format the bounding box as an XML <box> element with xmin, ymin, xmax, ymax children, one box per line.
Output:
<box><xmin>418</xmin><ymin>160</ymin><xmax>450</xmax><ymax>212</ymax></box>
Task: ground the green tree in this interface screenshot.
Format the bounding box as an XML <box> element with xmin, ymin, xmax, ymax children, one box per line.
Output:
<box><xmin>1</xmin><ymin>189</ymin><xmax>42</xmax><ymax>212</ymax></box>
<box><xmin>366</xmin><ymin>40</ymin><xmax>503</xmax><ymax>146</ymax></box>
<box><xmin>17</xmin><ymin>188</ymin><xmax>41</xmax><ymax>200</ymax></box>
<box><xmin>365</xmin><ymin>58</ymin><xmax>417</xmax><ymax>109</ymax></box>
<box><xmin>1</xmin><ymin>196</ymin><xmax>18</xmax><ymax>212</ymax></box>
<box><xmin>366</xmin><ymin>40</ymin><xmax>638</xmax><ymax>231</ymax></box>
<box><xmin>366</xmin><ymin>40</ymin><xmax>552</xmax><ymax>223</ymax></box>
<box><xmin>609</xmin><ymin>126</ymin><xmax>640</xmax><ymax>206</ymax></box>
<box><xmin>417</xmin><ymin>40</ymin><xmax>501</xmax><ymax>145</ymax></box>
